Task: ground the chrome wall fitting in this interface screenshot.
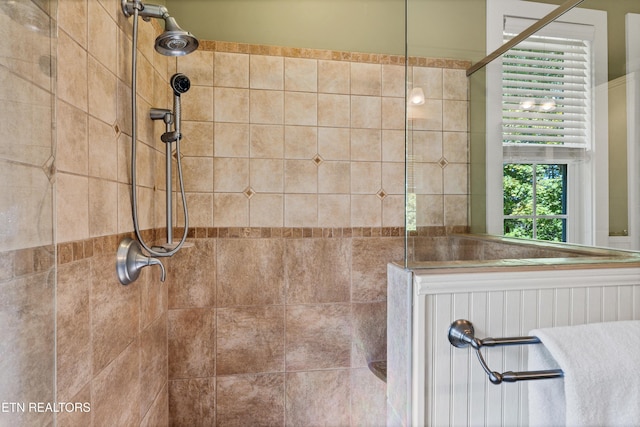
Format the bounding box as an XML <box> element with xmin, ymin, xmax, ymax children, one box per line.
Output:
<box><xmin>116</xmin><ymin>238</ymin><xmax>166</xmax><ymax>285</ymax></box>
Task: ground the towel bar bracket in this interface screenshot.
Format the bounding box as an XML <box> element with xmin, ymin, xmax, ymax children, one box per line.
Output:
<box><xmin>448</xmin><ymin>319</ymin><xmax>564</xmax><ymax>385</ymax></box>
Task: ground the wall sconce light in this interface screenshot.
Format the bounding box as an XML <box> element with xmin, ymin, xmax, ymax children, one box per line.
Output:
<box><xmin>409</xmin><ymin>87</ymin><xmax>425</xmax><ymax>105</ymax></box>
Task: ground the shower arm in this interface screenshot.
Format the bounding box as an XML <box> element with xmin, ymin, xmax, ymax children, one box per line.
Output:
<box><xmin>121</xmin><ymin>1</ymin><xmax>169</xmax><ymax>21</ymax></box>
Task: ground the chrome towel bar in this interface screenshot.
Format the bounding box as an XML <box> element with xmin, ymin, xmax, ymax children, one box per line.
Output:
<box><xmin>448</xmin><ymin>319</ymin><xmax>564</xmax><ymax>385</ymax></box>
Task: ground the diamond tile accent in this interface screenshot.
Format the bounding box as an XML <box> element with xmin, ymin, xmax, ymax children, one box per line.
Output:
<box><xmin>243</xmin><ymin>187</ymin><xmax>255</xmax><ymax>199</ymax></box>
<box><xmin>438</xmin><ymin>157</ymin><xmax>449</xmax><ymax>168</ymax></box>
<box><xmin>113</xmin><ymin>123</ymin><xmax>120</xmax><ymax>135</ymax></box>
<box><xmin>312</xmin><ymin>154</ymin><xmax>324</xmax><ymax>166</ymax></box>
<box><xmin>376</xmin><ymin>189</ymin><xmax>387</xmax><ymax>200</ymax></box>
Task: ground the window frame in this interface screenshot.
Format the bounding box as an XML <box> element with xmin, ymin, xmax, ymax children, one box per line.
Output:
<box><xmin>485</xmin><ymin>0</ymin><xmax>609</xmax><ymax>246</ymax></box>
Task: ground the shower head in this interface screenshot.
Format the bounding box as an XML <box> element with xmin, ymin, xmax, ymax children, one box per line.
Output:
<box><xmin>155</xmin><ymin>17</ymin><xmax>199</xmax><ymax>56</ymax></box>
<box><xmin>121</xmin><ymin>0</ymin><xmax>199</xmax><ymax>56</ymax></box>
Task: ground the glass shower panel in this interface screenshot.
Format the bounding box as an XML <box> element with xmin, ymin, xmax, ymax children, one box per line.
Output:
<box><xmin>0</xmin><ymin>0</ymin><xmax>56</xmax><ymax>425</ymax></box>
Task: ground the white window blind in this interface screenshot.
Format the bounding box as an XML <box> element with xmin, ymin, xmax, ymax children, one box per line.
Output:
<box><xmin>501</xmin><ymin>28</ymin><xmax>592</xmax><ymax>148</ymax></box>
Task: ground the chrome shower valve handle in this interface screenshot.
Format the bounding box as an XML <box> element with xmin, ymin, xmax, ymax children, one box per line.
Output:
<box><xmin>116</xmin><ymin>238</ymin><xmax>166</xmax><ymax>285</ymax></box>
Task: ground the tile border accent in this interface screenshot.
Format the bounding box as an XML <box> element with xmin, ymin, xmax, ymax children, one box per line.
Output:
<box><xmin>197</xmin><ymin>39</ymin><xmax>471</xmax><ymax>69</ymax></box>
<box><xmin>54</xmin><ymin>226</ymin><xmax>472</xmax><ymax>265</ymax></box>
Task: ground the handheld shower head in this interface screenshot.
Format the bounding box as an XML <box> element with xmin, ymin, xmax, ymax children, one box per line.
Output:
<box><xmin>121</xmin><ymin>1</ymin><xmax>199</xmax><ymax>56</ymax></box>
<box><xmin>170</xmin><ymin>73</ymin><xmax>191</xmax><ymax>96</ymax></box>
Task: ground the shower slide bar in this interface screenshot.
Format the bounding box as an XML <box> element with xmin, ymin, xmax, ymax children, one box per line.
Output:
<box><xmin>448</xmin><ymin>319</ymin><xmax>564</xmax><ymax>385</ymax></box>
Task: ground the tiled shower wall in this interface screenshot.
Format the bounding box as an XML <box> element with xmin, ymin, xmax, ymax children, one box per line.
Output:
<box><xmin>51</xmin><ymin>0</ymin><xmax>469</xmax><ymax>426</ymax></box>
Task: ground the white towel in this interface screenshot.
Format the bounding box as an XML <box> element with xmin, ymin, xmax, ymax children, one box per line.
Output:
<box><xmin>528</xmin><ymin>320</ymin><xmax>640</xmax><ymax>427</ymax></box>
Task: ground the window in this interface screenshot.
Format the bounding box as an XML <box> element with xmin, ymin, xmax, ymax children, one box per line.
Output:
<box><xmin>503</xmin><ymin>163</ymin><xmax>567</xmax><ymax>241</ymax></box>
<box><xmin>485</xmin><ymin>0</ymin><xmax>608</xmax><ymax>245</ymax></box>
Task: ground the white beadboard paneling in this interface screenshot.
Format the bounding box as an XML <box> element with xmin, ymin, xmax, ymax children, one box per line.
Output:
<box><xmin>413</xmin><ymin>267</ymin><xmax>640</xmax><ymax>427</ymax></box>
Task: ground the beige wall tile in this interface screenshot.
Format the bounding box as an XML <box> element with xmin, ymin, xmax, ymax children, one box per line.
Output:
<box><xmin>285</xmin><ymin>58</ymin><xmax>318</xmax><ymax>92</ymax></box>
<box><xmin>351</xmin><ymin>95</ymin><xmax>381</xmax><ymax>129</ymax></box>
<box><xmin>351</xmin><ymin>367</ymin><xmax>387</xmax><ymax>425</ymax></box>
<box><xmin>413</xmin><ymin>66</ymin><xmax>443</xmax><ymax>99</ymax></box>
<box><xmin>284</xmin><ymin>194</ymin><xmax>317</xmax><ymax>227</ymax></box>
<box><xmin>215</xmin><ymin>52</ymin><xmax>249</xmax><ymax>88</ymax></box>
<box><xmin>383</xmin><ymin>162</ymin><xmax>405</xmax><ymax>195</ymax></box>
<box><xmin>352</xmin><ymin>237</ymin><xmax>404</xmax><ymax>302</ymax></box>
<box><xmin>250</xmin><ymin>89</ymin><xmax>284</xmax><ymax>124</ymax></box>
<box><xmin>184</xmin><ymin>192</ymin><xmax>213</xmax><ymax>227</ymax></box>
<box><xmin>182</xmin><ymin>157</ymin><xmax>214</xmax><ymax>192</ymax></box>
<box><xmin>351</xmin><ymin>129</ymin><xmax>381</xmax><ymax>161</ymax></box>
<box><xmin>286</xmin><ymin>304</ymin><xmax>351</xmax><ymax>371</ymax></box>
<box><xmin>284</xmin><ymin>125</ymin><xmax>317</xmax><ymax>159</ymax></box>
<box><xmin>285</xmin><ymin>370</ymin><xmax>351</xmax><ymax>426</ymax></box>
<box><xmin>214</xmin><ymin>158</ymin><xmax>249</xmax><ymax>192</ymax></box>
<box><xmin>250</xmin><ymin>124</ymin><xmax>284</xmax><ymax>158</ymax></box>
<box><xmin>58</xmin><ymin>31</ymin><xmax>88</xmax><ymax>111</ymax></box>
<box><xmin>169</xmin><ymin>378</ymin><xmax>216</xmax><ymax>426</ymax></box>
<box><xmin>251</xmin><ymin>159</ymin><xmax>284</xmax><ymax>193</ymax></box>
<box><xmin>412</xmin><ymin>130</ymin><xmax>443</xmax><ymax>162</ymax></box>
<box><xmin>91</xmin><ymin>253</ymin><xmax>140</xmax><ymax>374</ymax></box>
<box><xmin>139</xmin><ymin>315</ymin><xmax>167</xmax><ymax>420</ymax></box>
<box><xmin>57</xmin><ymin>173</ymin><xmax>89</xmax><ymax>242</ymax></box>
<box><xmin>57</xmin><ymin>101</ymin><xmax>88</xmax><ymax>175</ymax></box>
<box><xmin>214</xmin><ymin>122</ymin><xmax>250</xmax><ymax>157</ymax></box>
<box><xmin>351</xmin><ymin>162</ymin><xmax>381</xmax><ymax>194</ymax></box>
<box><xmin>351</xmin><ymin>301</ymin><xmax>387</xmax><ymax>367</ymax></box>
<box><xmin>213</xmin><ymin>193</ymin><xmax>249</xmax><ymax>227</ymax></box>
<box><xmin>217</xmin><ymin>239</ymin><xmax>285</xmax><ymax>307</ymax></box>
<box><xmin>182</xmin><ymin>85</ymin><xmax>214</xmax><ymax>122</ymax></box>
<box><xmin>168</xmin><ymin>308</ymin><xmax>216</xmax><ymax>379</ymax></box>
<box><xmin>444</xmin><ymin>194</ymin><xmax>468</xmax><ymax>226</ymax></box>
<box><xmin>414</xmin><ymin>162</ymin><xmax>443</xmax><ymax>194</ymax></box>
<box><xmin>382</xmin><ymin>97</ymin><xmax>405</xmax><ymax>130</ymax></box>
<box><xmin>92</xmin><ymin>339</ymin><xmax>140</xmax><ymax>426</ymax></box>
<box><xmin>351</xmin><ymin>195</ymin><xmax>382</xmax><ymax>227</ymax></box>
<box><xmin>88</xmin><ymin>116</ymin><xmax>118</xmax><ymax>180</ymax></box>
<box><xmin>382</xmin><ymin>64</ymin><xmax>405</xmax><ymax>97</ymax></box>
<box><xmin>250</xmin><ymin>55</ymin><xmax>284</xmax><ymax>90</ymax></box>
<box><xmin>382</xmin><ymin>129</ymin><xmax>405</xmax><ymax>163</ymax></box>
<box><xmin>443</xmin><ymin>99</ymin><xmax>468</xmax><ymax>132</ymax></box>
<box><xmin>318</xmin><ymin>60</ymin><xmax>350</xmax><ymax>94</ymax></box>
<box><xmin>318</xmin><ymin>194</ymin><xmax>351</xmax><ymax>227</ymax></box>
<box><xmin>214</xmin><ymin>87</ymin><xmax>249</xmax><ymax>123</ymax></box>
<box><xmin>318</xmin><ymin>127</ymin><xmax>350</xmax><ymax>160</ymax></box>
<box><xmin>56</xmin><ymin>260</ymin><xmax>91</xmax><ymax>402</ymax></box>
<box><xmin>141</xmin><ymin>383</ymin><xmax>168</xmax><ymax>427</ymax></box>
<box><xmin>284</xmin><ymin>159</ymin><xmax>317</xmax><ymax>193</ymax></box>
<box><xmin>285</xmin><ymin>92</ymin><xmax>317</xmax><ymax>126</ymax></box>
<box><xmin>443</xmin><ymin>68</ymin><xmax>468</xmax><ymax>101</ymax></box>
<box><xmin>58</xmin><ymin>0</ymin><xmax>87</xmax><ymax>49</ymax></box>
<box><xmin>443</xmin><ymin>163</ymin><xmax>468</xmax><ymax>194</ymax></box>
<box><xmin>88</xmin><ymin>1</ymin><xmax>117</xmax><ymax>73</ymax></box>
<box><xmin>383</xmin><ymin>194</ymin><xmax>406</xmax><ymax>227</ymax></box>
<box><xmin>250</xmin><ymin>193</ymin><xmax>284</xmax><ymax>227</ymax></box>
<box><xmin>284</xmin><ymin>239</ymin><xmax>351</xmax><ymax>304</ymax></box>
<box><xmin>216</xmin><ymin>374</ymin><xmax>285</xmax><ymax>427</ymax></box>
<box><xmin>351</xmin><ymin>62</ymin><xmax>381</xmax><ymax>96</ymax></box>
<box><xmin>181</xmin><ymin>121</ymin><xmax>214</xmax><ymax>157</ymax></box>
<box><xmin>88</xmin><ymin>60</ymin><xmax>117</xmax><ymax>127</ymax></box>
<box><xmin>410</xmin><ymin>99</ymin><xmax>443</xmax><ymax>131</ymax></box>
<box><xmin>318</xmin><ymin>161</ymin><xmax>350</xmax><ymax>194</ymax></box>
<box><xmin>416</xmin><ymin>194</ymin><xmax>444</xmax><ymax>226</ymax></box>
<box><xmin>443</xmin><ymin>131</ymin><xmax>469</xmax><ymax>163</ymax></box>
<box><xmin>318</xmin><ymin>94</ymin><xmax>350</xmax><ymax>127</ymax></box>
<box><xmin>166</xmin><ymin>240</ymin><xmax>216</xmax><ymax>308</ymax></box>
<box><xmin>177</xmin><ymin>50</ymin><xmax>214</xmax><ymax>86</ymax></box>
<box><xmin>89</xmin><ymin>178</ymin><xmax>118</xmax><ymax>237</ymax></box>
<box><xmin>217</xmin><ymin>306</ymin><xmax>285</xmax><ymax>375</ymax></box>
